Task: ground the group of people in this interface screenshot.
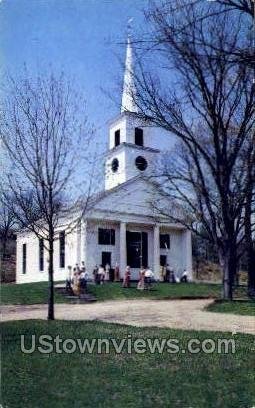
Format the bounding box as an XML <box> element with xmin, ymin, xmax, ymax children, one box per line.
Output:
<box><xmin>92</xmin><ymin>263</ymin><xmax>120</xmax><ymax>285</ymax></box>
<box><xmin>122</xmin><ymin>265</ymin><xmax>154</xmax><ymax>290</ymax></box>
<box><xmin>66</xmin><ymin>261</ymin><xmax>189</xmax><ymax>296</ymax></box>
<box><xmin>66</xmin><ymin>261</ymin><xmax>89</xmax><ymax>296</ymax></box>
<box><xmin>160</xmin><ymin>264</ymin><xmax>189</xmax><ymax>283</ymax></box>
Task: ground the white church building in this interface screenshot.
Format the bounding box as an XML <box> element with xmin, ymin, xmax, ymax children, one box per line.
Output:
<box><xmin>16</xmin><ymin>38</ymin><xmax>192</xmax><ymax>284</ymax></box>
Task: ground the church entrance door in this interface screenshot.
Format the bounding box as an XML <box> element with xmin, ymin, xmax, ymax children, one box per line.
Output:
<box><xmin>102</xmin><ymin>251</ymin><xmax>111</xmax><ymax>268</ymax></box>
<box><xmin>126</xmin><ymin>231</ymin><xmax>148</xmax><ymax>268</ymax></box>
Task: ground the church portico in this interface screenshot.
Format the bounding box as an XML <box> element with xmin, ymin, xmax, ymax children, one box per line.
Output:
<box><xmin>79</xmin><ymin>218</ymin><xmax>190</xmax><ymax>281</ymax></box>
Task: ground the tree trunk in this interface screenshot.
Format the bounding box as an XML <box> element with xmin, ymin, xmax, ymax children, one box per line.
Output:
<box><xmin>1</xmin><ymin>235</ymin><xmax>8</xmax><ymax>282</ymax></box>
<box><xmin>244</xmin><ymin>186</ymin><xmax>255</xmax><ymax>296</ymax></box>
<box><xmin>220</xmin><ymin>244</ymin><xmax>237</xmax><ymax>300</ymax></box>
<box><xmin>247</xmin><ymin>245</ymin><xmax>255</xmax><ymax>297</ymax></box>
<box><xmin>1</xmin><ymin>231</ymin><xmax>8</xmax><ymax>259</ymax></box>
<box><xmin>48</xmin><ymin>235</ymin><xmax>54</xmax><ymax>320</ymax></box>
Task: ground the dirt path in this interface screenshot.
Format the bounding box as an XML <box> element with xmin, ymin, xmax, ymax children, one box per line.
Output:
<box><xmin>1</xmin><ymin>299</ymin><xmax>254</xmax><ymax>335</ymax></box>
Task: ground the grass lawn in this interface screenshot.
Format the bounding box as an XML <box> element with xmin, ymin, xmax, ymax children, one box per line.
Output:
<box><xmin>1</xmin><ymin>320</ymin><xmax>254</xmax><ymax>408</ymax></box>
<box><xmin>0</xmin><ymin>281</ymin><xmax>66</xmax><ymax>305</ymax></box>
<box><xmin>88</xmin><ymin>282</ymin><xmax>221</xmax><ymax>301</ymax></box>
<box><xmin>1</xmin><ymin>281</ymin><xmax>221</xmax><ymax>304</ymax></box>
<box><xmin>207</xmin><ymin>300</ymin><xmax>255</xmax><ymax>316</ymax></box>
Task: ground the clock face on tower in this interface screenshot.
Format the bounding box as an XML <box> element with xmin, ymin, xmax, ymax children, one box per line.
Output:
<box><xmin>135</xmin><ymin>156</ymin><xmax>148</xmax><ymax>171</ymax></box>
<box><xmin>111</xmin><ymin>158</ymin><xmax>119</xmax><ymax>173</ymax></box>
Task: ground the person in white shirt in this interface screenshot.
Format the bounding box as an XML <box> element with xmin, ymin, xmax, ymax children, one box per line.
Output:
<box><xmin>80</xmin><ymin>269</ymin><xmax>88</xmax><ymax>280</ymax></box>
<box><xmin>79</xmin><ymin>264</ymin><xmax>88</xmax><ymax>292</ymax></box>
<box><xmin>98</xmin><ymin>265</ymin><xmax>105</xmax><ymax>284</ymax></box>
<box><xmin>180</xmin><ymin>270</ymin><xmax>188</xmax><ymax>283</ymax></box>
<box><xmin>144</xmin><ymin>267</ymin><xmax>154</xmax><ymax>290</ymax></box>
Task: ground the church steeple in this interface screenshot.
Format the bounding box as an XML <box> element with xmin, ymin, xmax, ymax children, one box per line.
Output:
<box><xmin>105</xmin><ymin>29</ymin><xmax>163</xmax><ymax>191</ymax></box>
<box><xmin>121</xmin><ymin>36</ymin><xmax>138</xmax><ymax>114</ymax></box>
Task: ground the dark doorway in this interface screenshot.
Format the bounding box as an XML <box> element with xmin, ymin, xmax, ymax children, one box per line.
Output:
<box><xmin>160</xmin><ymin>255</ymin><xmax>167</xmax><ymax>267</ymax></box>
<box><xmin>126</xmin><ymin>231</ymin><xmax>148</xmax><ymax>268</ymax></box>
<box><xmin>102</xmin><ymin>251</ymin><xmax>111</xmax><ymax>267</ymax></box>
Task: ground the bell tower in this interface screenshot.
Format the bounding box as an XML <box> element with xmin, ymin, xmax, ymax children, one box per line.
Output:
<box><xmin>105</xmin><ymin>36</ymin><xmax>160</xmax><ymax>191</ymax></box>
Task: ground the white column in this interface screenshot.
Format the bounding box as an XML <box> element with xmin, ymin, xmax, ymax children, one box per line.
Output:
<box><xmin>119</xmin><ymin>222</ymin><xmax>127</xmax><ymax>279</ymax></box>
<box><xmin>153</xmin><ymin>224</ymin><xmax>160</xmax><ymax>280</ymax></box>
<box><xmin>184</xmin><ymin>229</ymin><xmax>193</xmax><ymax>281</ymax></box>
<box><xmin>80</xmin><ymin>220</ymin><xmax>87</xmax><ymax>266</ymax></box>
<box><xmin>76</xmin><ymin>222</ymin><xmax>81</xmax><ymax>264</ymax></box>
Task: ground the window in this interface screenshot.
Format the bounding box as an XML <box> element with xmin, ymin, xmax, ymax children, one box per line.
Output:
<box><xmin>22</xmin><ymin>243</ymin><xmax>27</xmax><ymax>274</ymax></box>
<box><xmin>135</xmin><ymin>156</ymin><xmax>148</xmax><ymax>171</ymax></box>
<box><xmin>111</xmin><ymin>158</ymin><xmax>119</xmax><ymax>173</ymax></box>
<box><xmin>135</xmin><ymin>128</ymin><xmax>144</xmax><ymax>146</ymax></box>
<box><xmin>114</xmin><ymin>130</ymin><xmax>120</xmax><ymax>147</ymax></box>
<box><xmin>39</xmin><ymin>238</ymin><xmax>44</xmax><ymax>271</ymax></box>
<box><xmin>98</xmin><ymin>228</ymin><xmax>115</xmax><ymax>245</ymax></box>
<box><xmin>160</xmin><ymin>234</ymin><xmax>170</xmax><ymax>249</ymax></box>
<box><xmin>59</xmin><ymin>231</ymin><xmax>65</xmax><ymax>268</ymax></box>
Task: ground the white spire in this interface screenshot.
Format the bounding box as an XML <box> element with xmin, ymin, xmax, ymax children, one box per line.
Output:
<box><xmin>121</xmin><ymin>35</ymin><xmax>138</xmax><ymax>113</ymax></box>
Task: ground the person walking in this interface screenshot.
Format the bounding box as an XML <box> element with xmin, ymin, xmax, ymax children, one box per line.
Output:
<box><xmin>169</xmin><ymin>266</ymin><xmax>176</xmax><ymax>283</ymax></box>
<box><xmin>180</xmin><ymin>269</ymin><xmax>188</xmax><ymax>283</ymax></box>
<box><xmin>122</xmin><ymin>265</ymin><xmax>131</xmax><ymax>288</ymax></box>
<box><xmin>144</xmin><ymin>267</ymin><xmax>154</xmax><ymax>290</ymax></box>
<box><xmin>93</xmin><ymin>265</ymin><xmax>99</xmax><ymax>284</ymax></box>
<box><xmin>80</xmin><ymin>265</ymin><xmax>88</xmax><ymax>293</ymax></box>
<box><xmin>160</xmin><ymin>265</ymin><xmax>166</xmax><ymax>282</ymax></box>
<box><xmin>72</xmin><ymin>268</ymin><xmax>80</xmax><ymax>296</ymax></box>
<box><xmin>166</xmin><ymin>264</ymin><xmax>171</xmax><ymax>283</ymax></box>
<box><xmin>137</xmin><ymin>266</ymin><xmax>146</xmax><ymax>290</ymax></box>
<box><xmin>105</xmin><ymin>263</ymin><xmax>110</xmax><ymax>281</ymax></box>
<box><xmin>98</xmin><ymin>265</ymin><xmax>105</xmax><ymax>284</ymax></box>
<box><xmin>114</xmin><ymin>263</ymin><xmax>120</xmax><ymax>282</ymax></box>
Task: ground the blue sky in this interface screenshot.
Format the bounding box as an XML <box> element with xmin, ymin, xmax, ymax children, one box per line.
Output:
<box><xmin>0</xmin><ymin>0</ymin><xmax>148</xmax><ymax>142</ymax></box>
